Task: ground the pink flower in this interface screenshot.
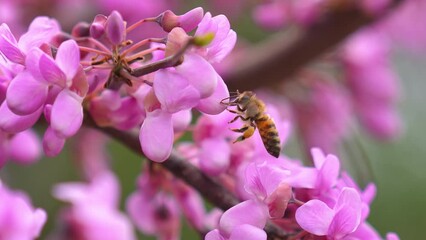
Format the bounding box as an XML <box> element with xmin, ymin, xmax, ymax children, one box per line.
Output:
<box><xmin>296</xmin><ymin>187</ymin><xmax>362</xmax><ymax>239</ymax></box>
<box><xmin>53</xmin><ymin>171</ymin><xmax>136</xmax><ymax>240</ymax></box>
<box><xmin>342</xmin><ymin>29</ymin><xmax>401</xmax><ymax>139</ymax></box>
<box><xmin>252</xmin><ymin>0</ymin><xmax>324</xmax><ymax>29</ymax></box>
<box><xmin>0</xmin><ymin>17</ymin><xmax>60</xmax><ymax>65</ymax></box>
<box><xmin>205</xmin><ymin>200</ymin><xmax>268</xmax><ymax>240</ymax></box>
<box><xmin>293</xmin><ymin>81</ymin><xmax>351</xmax><ymax>153</ymax></box>
<box><xmin>0</xmin><ymin>182</ymin><xmax>47</xmax><ymax>239</ymax></box>
<box><xmin>1</xmin><ymin>129</ymin><xmax>41</xmax><ymax>167</ymax></box>
<box><xmin>244</xmin><ymin>161</ymin><xmax>292</xmax><ymax>218</ymax></box>
<box><xmin>126</xmin><ymin>171</ymin><xmax>181</xmax><ymax>240</ymax></box>
<box><xmin>157</xmin><ymin>7</ymin><xmax>204</xmax><ymax>32</ymax></box>
<box><xmin>194</xmin><ymin>12</ymin><xmax>237</xmax><ymax>64</ymax></box>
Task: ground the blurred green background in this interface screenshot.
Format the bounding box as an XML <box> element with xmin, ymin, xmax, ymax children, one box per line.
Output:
<box><xmin>2</xmin><ymin>52</ymin><xmax>426</xmax><ymax>239</ymax></box>
<box><xmin>1</xmin><ymin>1</ymin><xmax>426</xmax><ymax>239</ymax></box>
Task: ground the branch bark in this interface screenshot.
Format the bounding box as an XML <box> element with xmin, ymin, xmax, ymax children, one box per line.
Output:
<box><xmin>83</xmin><ymin>114</ymin><xmax>288</xmax><ymax>239</ymax></box>
<box><xmin>224</xmin><ymin>0</ymin><xmax>403</xmax><ymax>92</ymax></box>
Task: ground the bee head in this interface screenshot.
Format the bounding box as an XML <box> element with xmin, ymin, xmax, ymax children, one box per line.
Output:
<box><xmin>237</xmin><ymin>91</ymin><xmax>254</xmax><ymax>105</ymax></box>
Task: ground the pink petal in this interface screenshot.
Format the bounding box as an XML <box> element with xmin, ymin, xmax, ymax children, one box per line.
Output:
<box><xmin>140</xmin><ymin>109</ymin><xmax>173</xmax><ymax>162</ymax></box>
<box><xmin>334</xmin><ymin>188</ymin><xmax>362</xmax><ymax>212</ymax></box>
<box><xmin>266</xmin><ymin>183</ymin><xmax>292</xmax><ymax>218</ymax></box>
<box><xmin>39</xmin><ymin>54</ymin><xmax>66</xmax><ymax>87</ymax></box>
<box><xmin>90</xmin><ymin>14</ymin><xmax>107</xmax><ymax>39</ymax></box>
<box><xmin>295</xmin><ymin>199</ymin><xmax>334</xmax><ymax>236</ymax></box>
<box><xmin>55</xmin><ymin>40</ymin><xmax>80</xmax><ymax>81</ymax></box>
<box><xmin>328</xmin><ymin>188</ymin><xmax>362</xmax><ymax>238</ymax></box>
<box><xmin>25</xmin><ymin>48</ymin><xmax>45</xmax><ymax>82</ymax></box>
<box><xmin>179</xmin><ymin>7</ymin><xmax>204</xmax><ymax>32</ymax></box>
<box><xmin>106</xmin><ymin>11</ymin><xmax>125</xmax><ymax>45</ymax></box>
<box><xmin>0</xmin><ymin>23</ymin><xmax>17</xmax><ymax>45</ymax></box>
<box><xmin>199</xmin><ymin>138</ymin><xmax>230</xmax><ymax>176</ymax></box>
<box><xmin>229</xmin><ymin>224</ymin><xmax>267</xmax><ymax>240</ymax></box>
<box><xmin>386</xmin><ymin>232</ymin><xmax>400</xmax><ymax>240</ymax></box>
<box><xmin>126</xmin><ymin>193</ymin><xmax>156</xmax><ymax>234</ymax></box>
<box><xmin>208</xmin><ymin>30</ymin><xmax>237</xmax><ymax>63</ymax></box>
<box><xmin>175</xmin><ymin>53</ymin><xmax>217</xmax><ymax>98</ymax></box>
<box><xmin>6</xmin><ymin>71</ymin><xmax>48</xmax><ymax>115</ymax></box>
<box><xmin>30</xmin><ymin>209</ymin><xmax>47</xmax><ymax>238</ymax></box>
<box><xmin>18</xmin><ymin>16</ymin><xmax>60</xmax><ymax>53</ymax></box>
<box><xmin>0</xmin><ymin>32</ymin><xmax>25</xmax><ymax>64</ymax></box>
<box><xmin>53</xmin><ymin>171</ymin><xmax>119</xmax><ymax>208</ymax></box>
<box><xmin>219</xmin><ymin>200</ymin><xmax>268</xmax><ymax>238</ymax></box>
<box><xmin>362</xmin><ymin>183</ymin><xmax>377</xmax><ymax>205</ymax></box>
<box><xmin>154</xmin><ymin>69</ymin><xmax>200</xmax><ymax>113</ymax></box>
<box><xmin>195</xmin><ymin>13</ymin><xmax>216</xmax><ymax>37</ymax></box>
<box><xmin>69</xmin><ymin>66</ymin><xmax>89</xmax><ymax>97</ymax></box>
<box><xmin>172</xmin><ymin>109</ymin><xmax>192</xmax><ymax>132</ymax></box>
<box><xmin>0</xmin><ymin>102</ymin><xmax>42</xmax><ymax>133</ymax></box>
<box><xmin>43</xmin><ymin>126</ymin><xmax>65</xmax><ymax>157</ymax></box>
<box><xmin>205</xmin><ymin>229</ymin><xmax>225</xmax><ymax>240</ymax></box>
<box><xmin>9</xmin><ymin>129</ymin><xmax>41</xmax><ymax>164</ymax></box>
<box><xmin>311</xmin><ymin>147</ymin><xmax>326</xmax><ymax>169</ymax></box>
<box><xmin>316</xmin><ymin>154</ymin><xmax>340</xmax><ymax>191</ymax></box>
<box><xmin>328</xmin><ymin>206</ymin><xmax>361</xmax><ymax>238</ymax></box>
<box><xmin>209</xmin><ymin>15</ymin><xmax>231</xmax><ymax>46</ymax></box>
<box><xmin>196</xmin><ymin>75</ymin><xmax>229</xmax><ymax>115</ymax></box>
<box><xmin>51</xmin><ymin>89</ymin><xmax>83</xmax><ymax>138</ymax></box>
<box><xmin>175</xmin><ymin>187</ymin><xmax>206</xmax><ymax>230</ymax></box>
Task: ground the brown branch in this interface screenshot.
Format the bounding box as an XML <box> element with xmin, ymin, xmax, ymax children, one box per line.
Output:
<box><xmin>224</xmin><ymin>0</ymin><xmax>404</xmax><ymax>92</ymax></box>
<box><xmin>83</xmin><ymin>113</ymin><xmax>288</xmax><ymax>239</ymax></box>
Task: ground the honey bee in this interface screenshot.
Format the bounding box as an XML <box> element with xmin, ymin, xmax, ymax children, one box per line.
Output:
<box><xmin>221</xmin><ymin>91</ymin><xmax>281</xmax><ymax>158</ymax></box>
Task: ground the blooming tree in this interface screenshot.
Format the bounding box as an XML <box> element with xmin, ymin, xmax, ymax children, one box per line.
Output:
<box><xmin>0</xmin><ymin>0</ymin><xmax>422</xmax><ymax>239</ymax></box>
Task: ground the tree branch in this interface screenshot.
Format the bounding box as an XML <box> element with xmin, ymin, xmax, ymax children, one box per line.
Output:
<box><xmin>224</xmin><ymin>0</ymin><xmax>403</xmax><ymax>92</ymax></box>
<box><xmin>83</xmin><ymin>113</ymin><xmax>288</xmax><ymax>239</ymax></box>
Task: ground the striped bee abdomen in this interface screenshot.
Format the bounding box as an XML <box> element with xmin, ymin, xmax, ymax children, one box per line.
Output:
<box><xmin>255</xmin><ymin>116</ymin><xmax>281</xmax><ymax>158</ymax></box>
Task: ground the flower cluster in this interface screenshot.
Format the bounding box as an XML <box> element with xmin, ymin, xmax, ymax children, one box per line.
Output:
<box><xmin>0</xmin><ymin>1</ymin><xmax>409</xmax><ymax>240</ymax></box>
<box><xmin>204</xmin><ymin>148</ymin><xmax>399</xmax><ymax>240</ymax></box>
<box><xmin>0</xmin><ymin>8</ymin><xmax>236</xmax><ymax>164</ymax></box>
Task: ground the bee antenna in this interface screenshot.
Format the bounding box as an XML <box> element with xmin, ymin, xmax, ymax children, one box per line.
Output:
<box><xmin>220</xmin><ymin>96</ymin><xmax>232</xmax><ymax>104</ymax></box>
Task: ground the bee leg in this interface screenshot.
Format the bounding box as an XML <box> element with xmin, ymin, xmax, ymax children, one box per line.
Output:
<box><xmin>228</xmin><ymin>115</ymin><xmax>251</xmax><ymax>124</ymax></box>
<box><xmin>232</xmin><ymin>124</ymin><xmax>256</xmax><ymax>143</ymax></box>
<box><xmin>237</xmin><ymin>105</ymin><xmax>247</xmax><ymax>112</ymax></box>
<box><xmin>226</xmin><ymin>109</ymin><xmax>241</xmax><ymax>114</ymax></box>
<box><xmin>230</xmin><ymin>126</ymin><xmax>249</xmax><ymax>133</ymax></box>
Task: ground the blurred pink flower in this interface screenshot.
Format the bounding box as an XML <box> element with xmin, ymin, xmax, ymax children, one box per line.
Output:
<box><xmin>342</xmin><ymin>29</ymin><xmax>401</xmax><ymax>139</ymax></box>
<box><xmin>53</xmin><ymin>171</ymin><xmax>135</xmax><ymax>240</ymax></box>
<box><xmin>0</xmin><ymin>181</ymin><xmax>47</xmax><ymax>239</ymax></box>
<box><xmin>293</xmin><ymin>81</ymin><xmax>351</xmax><ymax>153</ymax></box>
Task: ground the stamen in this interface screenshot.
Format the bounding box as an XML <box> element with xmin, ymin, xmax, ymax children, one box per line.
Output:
<box><xmin>79</xmin><ymin>46</ymin><xmax>111</xmax><ymax>57</ymax></box>
<box><xmin>121</xmin><ymin>38</ymin><xmax>164</xmax><ymax>57</ymax></box>
<box><xmin>75</xmin><ymin>37</ymin><xmax>112</xmax><ymax>53</ymax></box>
<box><xmin>125</xmin><ymin>46</ymin><xmax>164</xmax><ymax>63</ymax></box>
<box><xmin>126</xmin><ymin>17</ymin><xmax>157</xmax><ymax>33</ymax></box>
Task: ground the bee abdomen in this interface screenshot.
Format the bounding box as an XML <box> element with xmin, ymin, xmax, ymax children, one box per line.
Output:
<box><xmin>256</xmin><ymin>117</ymin><xmax>281</xmax><ymax>158</ymax></box>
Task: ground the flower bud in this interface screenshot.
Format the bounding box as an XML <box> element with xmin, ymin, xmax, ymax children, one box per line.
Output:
<box><xmin>105</xmin><ymin>11</ymin><xmax>126</xmax><ymax>45</ymax></box>
<box><xmin>157</xmin><ymin>7</ymin><xmax>204</xmax><ymax>33</ymax></box>
<box><xmin>90</xmin><ymin>14</ymin><xmax>107</xmax><ymax>39</ymax></box>
<box><xmin>72</xmin><ymin>21</ymin><xmax>91</xmax><ymax>38</ymax></box>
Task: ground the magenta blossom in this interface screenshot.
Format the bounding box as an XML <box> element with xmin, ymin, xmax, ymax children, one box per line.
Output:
<box><xmin>296</xmin><ymin>187</ymin><xmax>362</xmax><ymax>239</ymax></box>
<box><xmin>342</xmin><ymin>29</ymin><xmax>401</xmax><ymax>139</ymax></box>
<box><xmin>0</xmin><ymin>129</ymin><xmax>41</xmax><ymax>168</ymax></box>
<box><xmin>138</xmin><ymin>11</ymin><xmax>235</xmax><ymax>162</ymax></box>
<box><xmin>53</xmin><ymin>171</ymin><xmax>136</xmax><ymax>240</ymax></box>
<box><xmin>0</xmin><ymin>181</ymin><xmax>47</xmax><ymax>239</ymax></box>
<box><xmin>205</xmin><ymin>200</ymin><xmax>268</xmax><ymax>240</ymax></box>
